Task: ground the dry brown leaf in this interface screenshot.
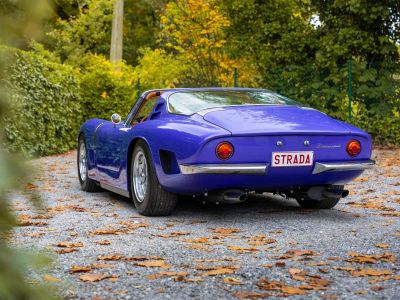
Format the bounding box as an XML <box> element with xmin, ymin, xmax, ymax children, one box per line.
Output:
<box><xmin>289</xmin><ymin>268</ymin><xmax>308</xmax><ymax>281</ymax></box>
<box><xmin>56</xmin><ymin>248</ymin><xmax>78</xmax><ymax>254</ymax></box>
<box><xmin>201</xmin><ymin>268</ymin><xmax>235</xmax><ymax>276</ymax></box>
<box><xmin>134</xmin><ymin>260</ymin><xmax>171</xmax><ymax>269</ymax></box>
<box><xmin>69</xmin><ymin>265</ymin><xmax>91</xmax><ymax>273</ymax></box>
<box><xmin>79</xmin><ymin>273</ymin><xmax>117</xmax><ymax>282</ymax></box>
<box><xmin>91</xmin><ymin>228</ymin><xmax>125</xmax><ymax>235</ymax></box>
<box><xmin>347</xmin><ymin>251</ymin><xmax>396</xmax><ymax>264</ymax></box>
<box><xmin>257</xmin><ymin>279</ymin><xmax>306</xmax><ymax>295</ymax></box>
<box><xmin>233</xmin><ymin>292</ymin><xmax>270</xmax><ymax>299</ymax></box>
<box><xmin>371</xmin><ymin>285</ymin><xmax>384</xmax><ymax>292</ymax></box>
<box><xmin>183</xmin><ymin>237</ymin><xmax>209</xmax><ymax>243</ymax></box>
<box><xmin>56</xmin><ymin>241</ymin><xmax>83</xmax><ymax>248</ymax></box>
<box><xmin>195</xmin><ymin>265</ymin><xmax>239</xmax><ymax>271</ymax></box>
<box><xmin>374</xmin><ymin>244</ymin><xmax>390</xmax><ymax>249</ymax></box>
<box><xmin>152</xmin><ymin>232</ymin><xmax>190</xmax><ymax>238</ymax></box>
<box><xmin>211</xmin><ymin>228</ymin><xmax>241</xmax><ymax>235</ymax></box>
<box><xmin>276</xmin><ymin>249</ymin><xmax>319</xmax><ymax>260</ymax></box>
<box><xmin>95</xmin><ymin>240</ymin><xmax>111</xmax><ymax>245</ymax></box>
<box><xmin>184</xmin><ymin>244</ymin><xmax>210</xmax><ymax>251</ymax></box>
<box><xmin>228</xmin><ymin>246</ymin><xmax>258</xmax><ymax>253</ymax></box>
<box><xmin>223</xmin><ymin>277</ymin><xmax>242</xmax><ymax>285</ymax></box>
<box><xmin>350</xmin><ymin>268</ymin><xmax>393</xmax><ymax>277</ymax></box>
<box><xmin>43</xmin><ymin>274</ymin><xmax>61</xmax><ymax>283</ymax></box>
<box><xmin>17</xmin><ymin>215</ymin><xmax>48</xmax><ymax>227</ymax></box>
<box><xmin>147</xmin><ymin>271</ymin><xmax>188</xmax><ymax>280</ymax></box>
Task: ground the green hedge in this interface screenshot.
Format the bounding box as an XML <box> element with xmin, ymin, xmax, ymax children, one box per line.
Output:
<box><xmin>2</xmin><ymin>47</ymin><xmax>136</xmax><ymax>157</ymax></box>
<box><xmin>79</xmin><ymin>54</ymin><xmax>136</xmax><ymax>120</ymax></box>
<box><xmin>1</xmin><ymin>45</ymin><xmax>399</xmax><ymax>157</ymax></box>
<box><xmin>3</xmin><ymin>46</ymin><xmax>81</xmax><ymax>156</ymax></box>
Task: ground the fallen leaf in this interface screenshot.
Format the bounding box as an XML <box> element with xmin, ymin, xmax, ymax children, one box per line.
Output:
<box><xmin>183</xmin><ymin>237</ymin><xmax>209</xmax><ymax>243</ymax></box>
<box><xmin>95</xmin><ymin>240</ymin><xmax>111</xmax><ymax>245</ymax></box>
<box><xmin>211</xmin><ymin>228</ymin><xmax>241</xmax><ymax>235</ymax></box>
<box><xmin>371</xmin><ymin>285</ymin><xmax>384</xmax><ymax>292</ymax></box>
<box><xmin>346</xmin><ymin>252</ymin><xmax>396</xmax><ymax>264</ymax></box>
<box><xmin>201</xmin><ymin>268</ymin><xmax>235</xmax><ymax>276</ymax></box>
<box><xmin>56</xmin><ymin>248</ymin><xmax>78</xmax><ymax>254</ymax></box>
<box><xmin>43</xmin><ymin>274</ymin><xmax>61</xmax><ymax>283</ymax></box>
<box><xmin>289</xmin><ymin>268</ymin><xmax>308</xmax><ymax>281</ymax></box>
<box><xmin>350</xmin><ymin>268</ymin><xmax>393</xmax><ymax>277</ymax></box>
<box><xmin>228</xmin><ymin>246</ymin><xmax>257</xmax><ymax>253</ymax></box>
<box><xmin>70</xmin><ymin>265</ymin><xmax>91</xmax><ymax>273</ymax></box>
<box><xmin>56</xmin><ymin>242</ymin><xmax>83</xmax><ymax>248</ymax></box>
<box><xmin>257</xmin><ymin>278</ymin><xmax>306</xmax><ymax>295</ymax></box>
<box><xmin>374</xmin><ymin>244</ymin><xmax>390</xmax><ymax>249</ymax></box>
<box><xmin>223</xmin><ymin>277</ymin><xmax>242</xmax><ymax>285</ymax></box>
<box><xmin>147</xmin><ymin>271</ymin><xmax>188</xmax><ymax>280</ymax></box>
<box><xmin>79</xmin><ymin>274</ymin><xmax>117</xmax><ymax>282</ymax></box>
<box><xmin>152</xmin><ymin>232</ymin><xmax>190</xmax><ymax>238</ymax></box>
<box><xmin>134</xmin><ymin>260</ymin><xmax>171</xmax><ymax>269</ymax></box>
<box><xmin>233</xmin><ymin>291</ymin><xmax>270</xmax><ymax>299</ymax></box>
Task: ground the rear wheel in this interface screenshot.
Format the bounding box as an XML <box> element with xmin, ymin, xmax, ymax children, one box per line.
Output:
<box><xmin>296</xmin><ymin>197</ymin><xmax>340</xmax><ymax>209</ymax></box>
<box><xmin>295</xmin><ymin>185</ymin><xmax>344</xmax><ymax>209</ymax></box>
<box><xmin>77</xmin><ymin>135</ymin><xmax>101</xmax><ymax>192</ymax></box>
<box><xmin>130</xmin><ymin>140</ymin><xmax>177</xmax><ymax>216</ymax></box>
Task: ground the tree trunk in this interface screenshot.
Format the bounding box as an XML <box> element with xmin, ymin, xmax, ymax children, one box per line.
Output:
<box><xmin>110</xmin><ymin>0</ymin><xmax>124</xmax><ymax>63</ymax></box>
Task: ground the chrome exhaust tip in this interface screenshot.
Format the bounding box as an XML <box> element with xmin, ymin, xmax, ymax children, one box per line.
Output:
<box><xmin>223</xmin><ymin>190</ymin><xmax>248</xmax><ymax>203</ymax></box>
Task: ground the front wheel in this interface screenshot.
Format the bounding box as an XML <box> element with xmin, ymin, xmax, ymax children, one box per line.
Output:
<box><xmin>130</xmin><ymin>140</ymin><xmax>177</xmax><ymax>216</ymax></box>
<box><xmin>77</xmin><ymin>135</ymin><xmax>101</xmax><ymax>192</ymax></box>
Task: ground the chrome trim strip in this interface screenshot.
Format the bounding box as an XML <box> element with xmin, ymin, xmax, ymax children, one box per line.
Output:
<box><xmin>312</xmin><ymin>160</ymin><xmax>375</xmax><ymax>175</ymax></box>
<box><xmin>179</xmin><ymin>163</ymin><xmax>268</xmax><ymax>175</ymax></box>
<box><xmin>100</xmin><ymin>182</ymin><xmax>130</xmax><ymax>198</ymax></box>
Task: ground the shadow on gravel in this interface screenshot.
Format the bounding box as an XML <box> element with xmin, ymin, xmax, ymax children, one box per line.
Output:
<box><xmin>104</xmin><ymin>191</ymin><xmax>356</xmax><ymax>223</ymax></box>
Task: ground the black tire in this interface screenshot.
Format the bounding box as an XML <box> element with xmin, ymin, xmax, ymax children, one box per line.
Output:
<box><xmin>296</xmin><ymin>197</ymin><xmax>340</xmax><ymax>209</ymax></box>
<box><xmin>130</xmin><ymin>140</ymin><xmax>177</xmax><ymax>216</ymax></box>
<box><xmin>77</xmin><ymin>135</ymin><xmax>101</xmax><ymax>192</ymax></box>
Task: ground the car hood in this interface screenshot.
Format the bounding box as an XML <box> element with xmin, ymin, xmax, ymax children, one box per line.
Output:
<box><xmin>200</xmin><ymin>105</ymin><xmax>366</xmax><ymax>136</ymax></box>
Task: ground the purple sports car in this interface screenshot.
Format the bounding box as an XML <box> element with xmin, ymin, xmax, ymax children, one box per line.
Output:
<box><xmin>77</xmin><ymin>88</ymin><xmax>375</xmax><ymax>216</ymax></box>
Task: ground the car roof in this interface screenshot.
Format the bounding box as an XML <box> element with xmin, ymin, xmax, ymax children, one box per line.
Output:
<box><xmin>141</xmin><ymin>87</ymin><xmax>274</xmax><ymax>95</ymax></box>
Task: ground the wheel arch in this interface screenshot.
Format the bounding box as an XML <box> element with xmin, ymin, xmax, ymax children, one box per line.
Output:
<box><xmin>126</xmin><ymin>137</ymin><xmax>152</xmax><ymax>198</ymax></box>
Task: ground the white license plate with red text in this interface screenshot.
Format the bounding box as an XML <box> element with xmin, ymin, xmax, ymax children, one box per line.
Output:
<box><xmin>272</xmin><ymin>151</ymin><xmax>313</xmax><ymax>167</ymax></box>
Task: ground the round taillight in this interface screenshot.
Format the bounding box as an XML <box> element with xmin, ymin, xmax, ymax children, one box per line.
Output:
<box><xmin>216</xmin><ymin>142</ymin><xmax>234</xmax><ymax>160</ymax></box>
<box><xmin>346</xmin><ymin>139</ymin><xmax>361</xmax><ymax>157</ymax></box>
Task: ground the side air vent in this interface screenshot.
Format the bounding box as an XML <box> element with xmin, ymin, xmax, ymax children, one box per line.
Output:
<box><xmin>159</xmin><ymin>149</ymin><xmax>180</xmax><ymax>174</ymax></box>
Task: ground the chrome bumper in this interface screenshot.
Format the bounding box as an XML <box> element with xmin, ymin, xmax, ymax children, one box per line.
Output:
<box><xmin>180</xmin><ymin>160</ymin><xmax>375</xmax><ymax>175</ymax></box>
<box><xmin>179</xmin><ymin>163</ymin><xmax>268</xmax><ymax>175</ymax></box>
<box><xmin>312</xmin><ymin>160</ymin><xmax>375</xmax><ymax>174</ymax></box>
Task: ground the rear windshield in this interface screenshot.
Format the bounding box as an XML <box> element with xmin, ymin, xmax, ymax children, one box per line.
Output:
<box><xmin>168</xmin><ymin>90</ymin><xmax>300</xmax><ymax>115</ymax></box>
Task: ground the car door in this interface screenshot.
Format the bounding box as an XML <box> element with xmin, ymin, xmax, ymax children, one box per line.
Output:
<box><xmin>95</xmin><ymin>95</ymin><xmax>160</xmax><ymax>188</ymax></box>
<box><xmin>95</xmin><ymin>121</ymin><xmax>128</xmax><ymax>186</ymax></box>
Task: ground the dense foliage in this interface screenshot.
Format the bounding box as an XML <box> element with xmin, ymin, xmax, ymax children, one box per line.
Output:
<box><xmin>0</xmin><ymin>1</ymin><xmax>57</xmax><ymax>299</ymax></box>
<box><xmin>1</xmin><ymin>0</ymin><xmax>400</xmax><ymax>156</ymax></box>
<box><xmin>3</xmin><ymin>46</ymin><xmax>81</xmax><ymax>156</ymax></box>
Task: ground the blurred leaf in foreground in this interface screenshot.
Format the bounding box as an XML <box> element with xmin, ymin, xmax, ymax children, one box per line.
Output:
<box><xmin>0</xmin><ymin>1</ymin><xmax>58</xmax><ymax>299</ymax></box>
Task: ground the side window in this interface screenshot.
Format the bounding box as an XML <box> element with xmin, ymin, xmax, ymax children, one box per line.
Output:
<box><xmin>131</xmin><ymin>96</ymin><xmax>159</xmax><ymax>125</ymax></box>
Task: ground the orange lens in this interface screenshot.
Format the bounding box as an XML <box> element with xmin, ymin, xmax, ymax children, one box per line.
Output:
<box><xmin>346</xmin><ymin>139</ymin><xmax>361</xmax><ymax>157</ymax></box>
<box><xmin>216</xmin><ymin>142</ymin><xmax>234</xmax><ymax>160</ymax></box>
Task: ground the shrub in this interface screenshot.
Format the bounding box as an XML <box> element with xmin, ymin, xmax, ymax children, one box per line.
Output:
<box><xmin>78</xmin><ymin>54</ymin><xmax>136</xmax><ymax>120</ymax></box>
<box><xmin>2</xmin><ymin>46</ymin><xmax>81</xmax><ymax>156</ymax></box>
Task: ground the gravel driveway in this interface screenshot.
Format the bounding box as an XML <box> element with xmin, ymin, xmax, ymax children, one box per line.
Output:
<box><xmin>12</xmin><ymin>149</ymin><xmax>400</xmax><ymax>299</ymax></box>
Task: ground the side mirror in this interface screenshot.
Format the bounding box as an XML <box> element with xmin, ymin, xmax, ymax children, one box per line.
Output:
<box><xmin>111</xmin><ymin>113</ymin><xmax>121</xmax><ymax>125</ymax></box>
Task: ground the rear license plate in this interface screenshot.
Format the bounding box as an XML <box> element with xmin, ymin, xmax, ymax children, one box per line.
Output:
<box><xmin>272</xmin><ymin>151</ymin><xmax>313</xmax><ymax>167</ymax></box>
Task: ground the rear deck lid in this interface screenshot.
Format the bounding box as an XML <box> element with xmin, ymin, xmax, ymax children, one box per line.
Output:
<box><xmin>201</xmin><ymin>105</ymin><xmax>362</xmax><ymax>136</ymax></box>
